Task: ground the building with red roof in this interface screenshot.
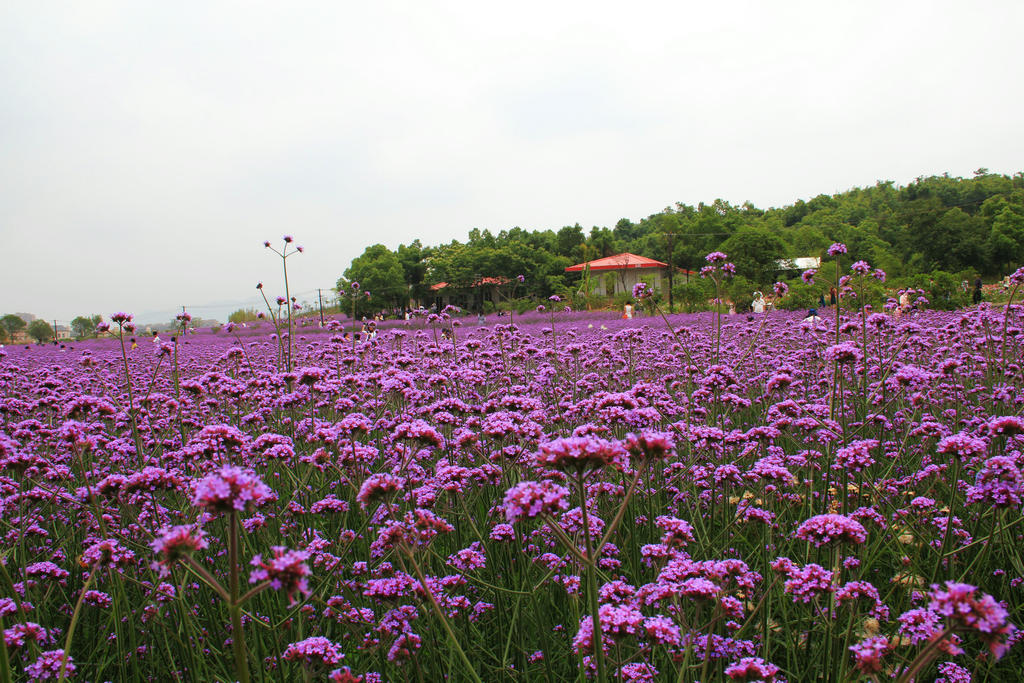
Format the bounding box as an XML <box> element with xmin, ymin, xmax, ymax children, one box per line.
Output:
<box><xmin>566</xmin><ymin>253</ymin><xmax>675</xmax><ymax>296</ymax></box>
<box><xmin>428</xmin><ymin>276</ymin><xmax>511</xmax><ymax>311</ymax></box>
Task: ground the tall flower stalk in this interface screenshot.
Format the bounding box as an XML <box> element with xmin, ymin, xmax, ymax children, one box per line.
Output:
<box><xmin>262</xmin><ymin>236</ymin><xmax>304</xmax><ymax>369</ymax></box>
<box><xmin>543</xmin><ymin>295</ymin><xmax>567</xmax><ymax>351</ymax></box>
<box><xmin>338</xmin><ymin>281</ymin><xmax>370</xmax><ymax>353</ymax></box>
<box><xmin>186</xmin><ymin>466</ymin><xmax>277</xmax><ymax>683</ymax></box>
<box><xmin>1000</xmin><ymin>267</ymin><xmax>1024</xmax><ymax>362</ymax></box>
<box><xmin>699</xmin><ymin>252</ymin><xmax>736</xmax><ymax>363</ymax></box>
<box><xmin>170</xmin><ymin>312</ymin><xmax>190</xmax><ymax>422</ymax></box>
<box><xmin>106</xmin><ymin>313</ymin><xmax>143</xmax><ymax>460</ymax></box>
<box><xmin>227</xmin><ymin>510</ymin><xmax>250</xmax><ymax>683</ymax></box>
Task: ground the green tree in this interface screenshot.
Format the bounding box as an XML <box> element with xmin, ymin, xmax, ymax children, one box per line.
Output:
<box><xmin>588</xmin><ymin>226</ymin><xmax>617</xmax><ymax>258</ymax></box>
<box><xmin>396</xmin><ymin>240</ymin><xmax>432</xmax><ymax>304</ymax></box>
<box><xmin>612</xmin><ymin>218</ymin><xmax>642</xmax><ymax>243</ymax></box>
<box><xmin>787</xmin><ymin>223</ymin><xmax>830</xmax><ymax>256</ymax></box>
<box><xmin>920</xmin><ymin>208</ymin><xmax>985</xmax><ymax>271</ymax></box>
<box><xmin>925</xmin><ymin>270</ymin><xmax>969</xmax><ymax>310</ymax></box>
<box><xmin>672</xmin><ymin>218</ymin><xmax>708</xmax><ymax>284</ymax></box>
<box><xmin>671</xmin><ymin>277</ymin><xmax>713</xmax><ymax>312</ymax></box>
<box><xmin>228</xmin><ymin>309</ymin><xmax>260</xmax><ymax>324</ymax></box>
<box><xmin>653</xmin><ymin>212</ymin><xmax>682</xmax><ymax>310</ymax></box>
<box><xmin>340</xmin><ymin>244</ymin><xmax>407</xmax><ymax>314</ymax></box>
<box><xmin>720</xmin><ymin>225</ymin><xmax>789</xmax><ymax>284</ymax></box>
<box><xmin>71</xmin><ymin>315</ymin><xmax>102</xmax><ymax>339</ymax></box>
<box><xmin>1</xmin><ymin>314</ymin><xmax>27</xmax><ymax>340</ymax></box>
<box><xmin>987</xmin><ymin>207</ymin><xmax>1024</xmax><ymax>272</ymax></box>
<box><xmin>27</xmin><ymin>319</ymin><xmax>53</xmax><ymax>344</ymax></box>
<box><xmin>555</xmin><ymin>224</ymin><xmax>585</xmax><ymax>260</ymax></box>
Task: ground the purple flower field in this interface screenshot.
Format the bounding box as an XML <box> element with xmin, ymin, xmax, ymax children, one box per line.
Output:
<box><xmin>1</xmin><ymin>296</ymin><xmax>1023</xmax><ymax>681</ymax></box>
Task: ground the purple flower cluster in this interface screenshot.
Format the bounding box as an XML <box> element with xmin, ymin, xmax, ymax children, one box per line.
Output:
<box><xmin>283</xmin><ymin>636</ymin><xmax>344</xmax><ymax>666</ymax></box>
<box><xmin>794</xmin><ymin>514</ymin><xmax>867</xmax><ymax>547</ymax></box>
<box><xmin>724</xmin><ymin>657</ymin><xmax>782</xmax><ymax>682</ymax></box>
<box><xmin>777</xmin><ymin>561</ymin><xmax>834</xmax><ymax>603</ymax></box>
<box><xmin>250</xmin><ymin>546</ymin><xmax>313</xmax><ymax>604</ymax></box>
<box><xmin>966</xmin><ymin>455</ymin><xmax>1023</xmax><ymax>508</ymax></box>
<box><xmin>150</xmin><ymin>525</ymin><xmax>207</xmax><ymax>573</ymax></box>
<box><xmin>191</xmin><ymin>466</ymin><xmax>276</xmax><ymax>513</ymax></box>
<box><xmin>928</xmin><ymin>582</ymin><xmax>1017</xmax><ymax>657</ymax></box>
<box><xmin>502</xmin><ymin>480</ymin><xmax>570</xmax><ymax>523</ymax></box>
<box><xmin>536</xmin><ymin>436</ymin><xmax>627</xmax><ymax>472</ymax></box>
<box><xmin>81</xmin><ymin>538</ymin><xmax>136</xmax><ymax>570</ymax></box>
<box><xmin>24</xmin><ymin>650</ymin><xmax>74</xmax><ymax>681</ymax></box>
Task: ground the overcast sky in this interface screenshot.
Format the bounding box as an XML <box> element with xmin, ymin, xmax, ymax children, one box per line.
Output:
<box><xmin>1</xmin><ymin>1</ymin><xmax>1021</xmax><ymax>324</ymax></box>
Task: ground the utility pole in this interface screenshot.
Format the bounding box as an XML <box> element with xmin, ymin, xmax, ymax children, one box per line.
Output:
<box><xmin>475</xmin><ymin>274</ymin><xmax>482</xmax><ymax>316</ymax></box>
<box><xmin>665</xmin><ymin>231</ymin><xmax>676</xmax><ymax>313</ymax></box>
<box><xmin>317</xmin><ymin>289</ymin><xmax>325</xmax><ymax>327</ymax></box>
<box><xmin>53</xmin><ymin>320</ymin><xmax>58</xmax><ymax>344</ymax></box>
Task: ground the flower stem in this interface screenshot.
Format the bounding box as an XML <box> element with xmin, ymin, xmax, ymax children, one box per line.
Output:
<box><xmin>116</xmin><ymin>328</ymin><xmax>144</xmax><ymax>462</ymax></box>
<box><xmin>578</xmin><ymin>473</ymin><xmax>607</xmax><ymax>683</ymax></box>
<box><xmin>403</xmin><ymin>547</ymin><xmax>483</xmax><ymax>683</ymax></box>
<box><xmin>228</xmin><ymin>511</ymin><xmax>251</xmax><ymax>683</ymax></box>
<box><xmin>895</xmin><ymin>626</ymin><xmax>955</xmax><ymax>683</ymax></box>
<box><xmin>58</xmin><ymin>564</ymin><xmax>98</xmax><ymax>683</ymax></box>
<box><xmin>283</xmin><ymin>253</ymin><xmax>293</xmax><ymax>369</ymax></box>
<box><xmin>183</xmin><ymin>555</ymin><xmax>231</xmax><ymax>603</ymax></box>
<box><xmin>594</xmin><ymin>462</ymin><xmax>645</xmax><ymax>558</ymax></box>
<box><xmin>1001</xmin><ymin>282</ymin><xmax>1020</xmax><ymax>362</ymax></box>
<box><xmin>933</xmin><ymin>456</ymin><xmax>962</xmax><ymax>583</ymax></box>
<box><xmin>0</xmin><ymin>616</ymin><xmax>10</xmax><ymax>683</ymax></box>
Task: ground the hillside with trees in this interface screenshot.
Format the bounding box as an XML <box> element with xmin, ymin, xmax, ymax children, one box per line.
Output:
<box><xmin>339</xmin><ymin>170</ymin><xmax>1024</xmax><ymax>312</ymax></box>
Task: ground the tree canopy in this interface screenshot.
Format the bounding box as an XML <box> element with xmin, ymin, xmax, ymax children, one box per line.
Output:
<box><xmin>71</xmin><ymin>315</ymin><xmax>102</xmax><ymax>339</ymax></box>
<box><xmin>338</xmin><ymin>171</ymin><xmax>1024</xmax><ymax>302</ymax></box>
<box><xmin>338</xmin><ymin>244</ymin><xmax>407</xmax><ymax>315</ymax></box>
<box><xmin>228</xmin><ymin>309</ymin><xmax>260</xmax><ymax>324</ymax></box>
<box><xmin>1</xmin><ymin>314</ymin><xmax>27</xmax><ymax>338</ymax></box>
<box><xmin>27</xmin><ymin>319</ymin><xmax>53</xmax><ymax>344</ymax></box>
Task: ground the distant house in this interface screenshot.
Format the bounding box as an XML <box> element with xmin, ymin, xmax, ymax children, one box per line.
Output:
<box><xmin>429</xmin><ymin>277</ymin><xmax>510</xmax><ymax>310</ymax></box>
<box><xmin>775</xmin><ymin>257</ymin><xmax>822</xmax><ymax>271</ymax></box>
<box><xmin>566</xmin><ymin>253</ymin><xmax>674</xmax><ymax>296</ymax></box>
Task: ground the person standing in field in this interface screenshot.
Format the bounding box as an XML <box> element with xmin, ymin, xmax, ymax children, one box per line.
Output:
<box><xmin>973</xmin><ymin>278</ymin><xmax>983</xmax><ymax>304</ymax></box>
<box><xmin>751</xmin><ymin>291</ymin><xmax>765</xmax><ymax>313</ymax></box>
<box><xmin>896</xmin><ymin>290</ymin><xmax>911</xmax><ymax>318</ymax></box>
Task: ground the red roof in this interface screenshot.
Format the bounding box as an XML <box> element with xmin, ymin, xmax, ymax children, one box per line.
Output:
<box><xmin>478</xmin><ymin>277</ymin><xmax>508</xmax><ymax>286</ymax></box>
<box><xmin>430</xmin><ymin>276</ymin><xmax>509</xmax><ymax>291</ymax></box>
<box><xmin>565</xmin><ymin>253</ymin><xmax>668</xmax><ymax>272</ymax></box>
